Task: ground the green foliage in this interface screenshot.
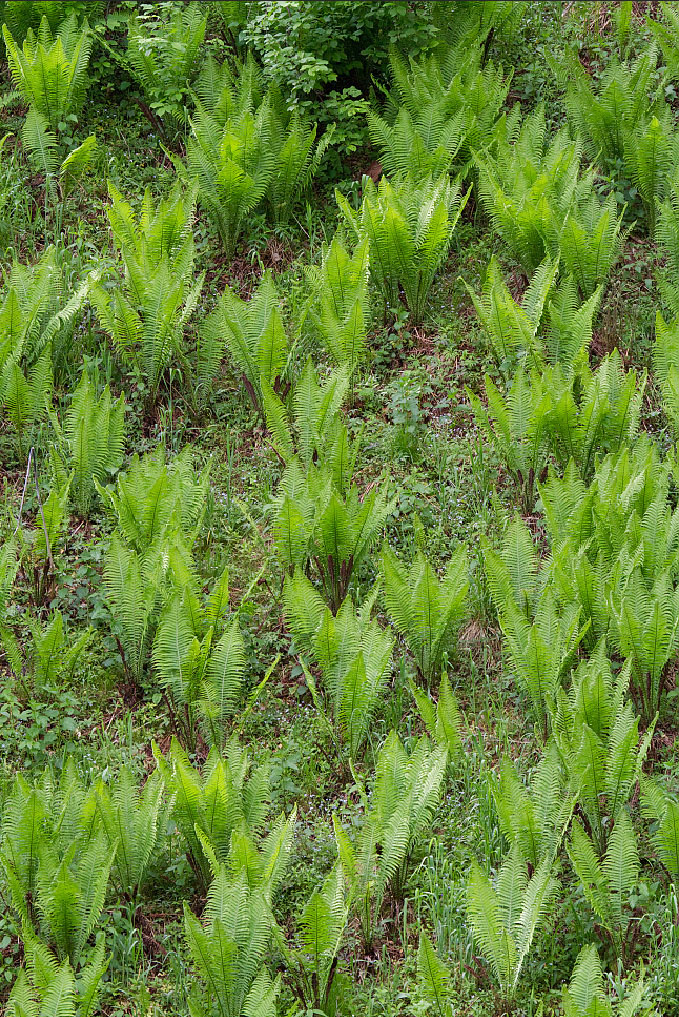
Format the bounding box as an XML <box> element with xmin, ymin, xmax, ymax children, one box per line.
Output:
<box><xmin>492</xmin><ymin>743</ymin><xmax>575</xmax><ymax>870</ymax></box>
<box><xmin>286</xmin><ymin>573</ymin><xmax>393</xmax><ymax>760</ymax></box>
<box><xmin>262</xmin><ymin>357</ymin><xmax>352</xmax><ymax>471</ymax></box>
<box><xmin>334</xmin><ymin>732</ymin><xmax>447</xmax><ymax>950</ymax></box>
<box><xmin>381</xmin><ymin>542</ymin><xmax>468</xmax><ymax>686</ymax></box>
<box><xmin>3</xmin><ymin>609</ymin><xmax>89</xmax><ymax>690</ymax></box>
<box><xmin>89</xmin><ymin>768</ymin><xmax>165</xmax><ymax>901</ymax></box>
<box><xmin>203</xmin><ymin>272</ymin><xmax>289</xmax><ymax>415</ymax></box>
<box><xmin>469</xmin><ymin>370</ymin><xmax>552</xmax><ymax>513</ymax></box>
<box><xmin>277</xmin><ymin>862</ymin><xmax>348</xmax><ymax>1017</ymax></box>
<box><xmin>559</xmin><ymin>943</ymin><xmax>651</xmax><ymax>1017</ymax></box>
<box><xmin>563</xmin><ymin>48</ymin><xmax>660</xmax><ymax>172</ymax></box>
<box><xmin>1</xmin><ymin>347</ymin><xmax>52</xmax><ymax>459</ymax></box>
<box><xmin>641</xmin><ymin>776</ymin><xmax>679</xmax><ymax>886</ymax></box>
<box><xmin>306</xmin><ymin>237</ymin><xmax>370</xmax><ymax>378</ymax></box>
<box><xmin>552</xmin><ymin>642</ymin><xmax>654</xmax><ymax>854</ymax></box>
<box><xmin>49</xmin><ymin>370</ymin><xmax>126</xmax><ymax>519</ymax></box>
<box><xmin>559</xmin><ymin>191</ymin><xmax>628</xmax><ymax>298</ymax></box>
<box><xmin>466</xmin><ymin>845</ymin><xmax>559</xmax><ymax>1003</ymax></box>
<box><xmin>415</xmin><ymin>932</ymin><xmax>454</xmax><ymax>1017</ymax></box>
<box><xmin>7</xmin><ymin>933</ymin><xmax>107</xmax><ymax>1017</ymax></box>
<box><xmin>3</xmin><ymin>14</ymin><xmax>92</xmax><ymax>133</ymax></box>
<box><xmin>274</xmin><ymin>458</ymin><xmax>393</xmax><ymax>612</ymax></box>
<box><xmin>372</xmin><ymin>45</ymin><xmax>510</xmax><ymax>179</ymax></box>
<box><xmin>152</xmin><ymin>565</ymin><xmax>246</xmax><ymax>750</ymax></box>
<box><xmin>625</xmin><ymin>111</ymin><xmax>679</xmax><ymax>236</ymax></box>
<box><xmin>1</xmin><ymin>775</ymin><xmax>114</xmax><ymax>969</ymax></box>
<box><xmin>126</xmin><ymin>2</ymin><xmax>207</xmax><ymax>132</ymax></box>
<box><xmin>466</xmin><ymin>256</ymin><xmax>602</xmax><ymax>379</ymax></box>
<box><xmin>410</xmin><ymin>672</ymin><xmax>462</xmax><ymax>759</ymax></box>
<box><xmin>337</xmin><ymin>173</ymin><xmax>469</xmax><ymax>323</ymax></box>
<box><xmin>476</xmin><ymin>108</ymin><xmax>585</xmax><ymax>274</ymax></box>
<box><xmin>183</xmin><ymin>868</ymin><xmax>279</xmax><ymax>1017</ymax></box>
<box><xmin>153</xmin><ymin>736</ymin><xmax>270</xmax><ymax>891</ymax></box>
<box><xmin>91</xmin><ymin>182</ymin><xmax>203</xmax><ymax>405</ymax></box>
<box><xmin>567</xmin><ymin>811</ymin><xmax>640</xmax><ymax>964</ymax></box>
<box><xmin>98</xmin><ymin>449</ymin><xmax>209</xmax><ymax>684</ymax></box>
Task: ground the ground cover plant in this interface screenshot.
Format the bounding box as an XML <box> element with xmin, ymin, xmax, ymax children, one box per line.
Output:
<box><xmin>4</xmin><ymin>2</ymin><xmax>679</xmax><ymax>1016</ymax></box>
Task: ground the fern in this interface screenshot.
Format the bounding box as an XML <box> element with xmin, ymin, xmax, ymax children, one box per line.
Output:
<box><xmin>276</xmin><ymin>861</ymin><xmax>348</xmax><ymax>1017</ymax></box>
<box><xmin>410</xmin><ymin>672</ymin><xmax>462</xmax><ymax>759</ymax></box>
<box><xmin>626</xmin><ymin>111</ymin><xmax>679</xmax><ymax>236</ymax></box>
<box><xmin>1</xmin><ymin>346</ymin><xmax>52</xmax><ymax>459</ymax></box>
<box><xmin>468</xmin><ymin>369</ymin><xmax>552</xmax><ymax>513</ymax></box>
<box><xmin>559</xmin><ymin>192</ymin><xmax>628</xmax><ymax>298</ymax></box>
<box><xmin>415</xmin><ymin>932</ymin><xmax>454</xmax><ymax>1017</ymax></box>
<box><xmin>552</xmin><ymin>641</ymin><xmax>654</xmax><ymax>854</ymax></box>
<box><xmin>3</xmin><ymin>14</ymin><xmax>92</xmax><ymax>133</ymax></box>
<box><xmin>384</xmin><ymin>44</ymin><xmax>512</xmax><ymax>175</ymax></box>
<box><xmin>262</xmin><ymin>357</ymin><xmax>352</xmax><ymax>475</ymax></box>
<box><xmin>466</xmin><ymin>845</ymin><xmax>559</xmax><ymax>1002</ymax></box>
<box><xmin>153</xmin><ymin>736</ymin><xmax>270</xmax><ymax>891</ymax></box>
<box><xmin>203</xmin><ymin>271</ymin><xmax>289</xmax><ymax>415</ymax></box>
<box><xmin>90</xmin><ymin>767</ymin><xmax>164</xmax><ymax>901</ymax></box>
<box><xmin>653</xmin><ymin>312</ymin><xmax>679</xmax><ymax>434</ymax></box>
<box><xmin>564</xmin><ymin>49</ymin><xmax>660</xmax><ymax>173</ymax></box>
<box><xmin>567</xmin><ymin>811</ymin><xmax>641</xmax><ymax>964</ymax></box>
<box><xmin>306</xmin><ymin>236</ymin><xmax>371</xmax><ymax>379</ymax></box>
<box><xmin>475</xmin><ymin>108</ymin><xmax>586</xmax><ymax>273</ymax></box>
<box><xmin>285</xmin><ymin>573</ymin><xmax>393</xmax><ymax>760</ymax></box>
<box><xmin>182</xmin><ymin>97</ymin><xmax>275</xmax><ymax>257</ymax></box>
<box><xmin>184</xmin><ymin>867</ymin><xmax>279</xmax><ymax>1017</ymax></box>
<box><xmin>381</xmin><ymin>542</ymin><xmax>468</xmax><ymax>686</ymax></box>
<box><xmin>467</xmin><ymin>256</ymin><xmax>600</xmax><ymax>377</ymax></box>
<box><xmin>49</xmin><ymin>369</ymin><xmax>126</xmax><ymax>518</ymax></box>
<box><xmin>492</xmin><ymin>742</ymin><xmax>575</xmax><ymax>870</ymax></box>
<box><xmin>152</xmin><ymin>565</ymin><xmax>245</xmax><ymax>750</ymax></box>
<box><xmin>501</xmin><ymin>586</ymin><xmax>587</xmax><ymax>742</ymax></box>
<box><xmin>560</xmin><ymin>943</ymin><xmax>650</xmax><ymax>1017</ymax></box>
<box><xmin>8</xmin><ymin>932</ymin><xmax>107</xmax><ymax>1017</ymax></box>
<box><xmin>125</xmin><ymin>2</ymin><xmax>207</xmax><ymax>134</ymax></box>
<box><xmin>337</xmin><ymin>173</ymin><xmax>469</xmax><ymax>323</ymax></box>
<box><xmin>275</xmin><ymin>460</ymin><xmax>394</xmax><ymax>612</ymax></box>
<box><xmin>262</xmin><ymin>96</ymin><xmax>334</xmax><ymax>226</ymax></box>
<box><xmin>90</xmin><ymin>183</ymin><xmax>203</xmax><ymax>406</ymax></box>
<box><xmin>334</xmin><ymin>732</ymin><xmax>447</xmax><ymax>950</ymax></box>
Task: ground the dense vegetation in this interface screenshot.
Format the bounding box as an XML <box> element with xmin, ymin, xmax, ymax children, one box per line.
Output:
<box><xmin>3</xmin><ymin>1</ymin><xmax>679</xmax><ymax>1014</ymax></box>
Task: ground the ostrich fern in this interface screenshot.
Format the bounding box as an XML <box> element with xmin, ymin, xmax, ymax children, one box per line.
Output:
<box><xmin>381</xmin><ymin>542</ymin><xmax>468</xmax><ymax>686</ymax></box>
<box><xmin>567</xmin><ymin>811</ymin><xmax>641</xmax><ymax>964</ymax></box>
<box><xmin>560</xmin><ymin>943</ymin><xmax>650</xmax><ymax>1017</ymax></box>
<box><xmin>285</xmin><ymin>572</ymin><xmax>393</xmax><ymax>760</ymax></box>
<box><xmin>203</xmin><ymin>272</ymin><xmax>289</xmax><ymax>416</ymax></box>
<box><xmin>49</xmin><ymin>370</ymin><xmax>126</xmax><ymax>518</ymax></box>
<box><xmin>153</xmin><ymin>736</ymin><xmax>270</xmax><ymax>891</ymax></box>
<box><xmin>3</xmin><ymin>14</ymin><xmax>92</xmax><ymax>133</ymax></box>
<box><xmin>337</xmin><ymin>173</ymin><xmax>469</xmax><ymax>323</ymax></box>
<box><xmin>466</xmin><ymin>845</ymin><xmax>559</xmax><ymax>1004</ymax></box>
<box><xmin>306</xmin><ymin>236</ymin><xmax>371</xmax><ymax>378</ymax></box>
<box><xmin>334</xmin><ymin>732</ymin><xmax>447</xmax><ymax>950</ymax></box>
